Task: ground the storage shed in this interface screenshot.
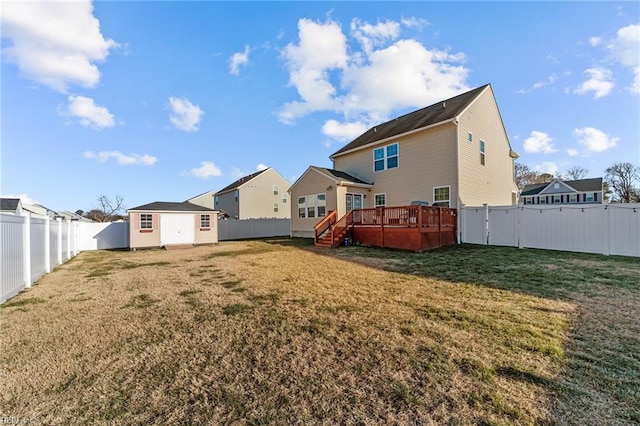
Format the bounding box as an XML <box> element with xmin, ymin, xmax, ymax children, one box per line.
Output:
<box><xmin>128</xmin><ymin>202</ymin><xmax>218</xmax><ymax>249</ymax></box>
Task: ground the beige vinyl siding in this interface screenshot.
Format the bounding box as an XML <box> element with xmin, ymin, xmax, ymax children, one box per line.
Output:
<box><xmin>195</xmin><ymin>213</ymin><xmax>219</xmax><ymax>244</ymax></box>
<box><xmin>188</xmin><ymin>190</ymin><xmax>216</xmax><ymax>209</ymax></box>
<box><xmin>128</xmin><ymin>211</ymin><xmax>218</xmax><ymax>249</ymax></box>
<box><xmin>290</xmin><ymin>169</ymin><xmax>337</xmax><ymax>238</ymax></box>
<box><xmin>129</xmin><ymin>212</ymin><xmax>160</xmax><ymax>248</ymax></box>
<box><xmin>457</xmin><ymin>87</ymin><xmax>518</xmax><ymax>207</ymax></box>
<box><xmin>237</xmin><ymin>168</ymin><xmax>291</xmax><ymax>219</ymax></box>
<box><xmin>333</xmin><ymin>123</ymin><xmax>459</xmax><ymax>208</ymax></box>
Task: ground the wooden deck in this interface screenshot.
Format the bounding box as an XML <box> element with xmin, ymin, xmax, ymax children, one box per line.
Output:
<box><xmin>315</xmin><ymin>206</ymin><xmax>457</xmax><ymax>251</ymax></box>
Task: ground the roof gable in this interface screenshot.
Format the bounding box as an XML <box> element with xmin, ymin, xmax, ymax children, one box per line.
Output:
<box><xmin>539</xmin><ymin>179</ymin><xmax>577</xmax><ymax>195</ymax></box>
<box><xmin>289</xmin><ymin>166</ymin><xmax>372</xmax><ymax>192</ymax></box>
<box><xmin>216</xmin><ymin>168</ymin><xmax>270</xmax><ymax>194</ymax></box>
<box><xmin>331</xmin><ymin>84</ymin><xmax>489</xmax><ymax>158</ymax></box>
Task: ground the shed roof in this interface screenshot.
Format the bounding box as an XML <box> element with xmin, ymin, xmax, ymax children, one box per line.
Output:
<box><xmin>331</xmin><ymin>84</ymin><xmax>489</xmax><ymax>158</ymax></box>
<box><xmin>128</xmin><ymin>201</ymin><xmax>216</xmax><ymax>212</ymax></box>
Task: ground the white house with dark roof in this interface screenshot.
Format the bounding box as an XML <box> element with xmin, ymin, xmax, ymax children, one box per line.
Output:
<box><xmin>520</xmin><ymin>178</ymin><xmax>604</xmax><ymax>205</ymax></box>
<box><xmin>289</xmin><ymin>84</ymin><xmax>519</xmax><ymax>238</ymax></box>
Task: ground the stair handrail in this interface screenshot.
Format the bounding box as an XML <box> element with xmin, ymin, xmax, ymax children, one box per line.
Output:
<box><xmin>329</xmin><ymin>210</ymin><xmax>354</xmax><ymax>247</ymax></box>
<box><xmin>314</xmin><ymin>210</ymin><xmax>337</xmax><ymax>243</ymax></box>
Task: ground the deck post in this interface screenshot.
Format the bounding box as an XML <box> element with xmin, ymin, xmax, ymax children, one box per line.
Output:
<box><xmin>438</xmin><ymin>207</ymin><xmax>442</xmax><ymax>248</ymax></box>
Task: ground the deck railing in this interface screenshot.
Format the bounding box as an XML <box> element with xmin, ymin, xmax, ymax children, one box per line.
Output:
<box><xmin>314</xmin><ymin>210</ymin><xmax>337</xmax><ymax>244</ymax></box>
<box><xmin>351</xmin><ymin>205</ymin><xmax>456</xmax><ymax>229</ymax></box>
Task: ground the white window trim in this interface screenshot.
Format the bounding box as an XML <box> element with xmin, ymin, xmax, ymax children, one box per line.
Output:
<box><xmin>374</xmin><ymin>193</ymin><xmax>386</xmax><ymax>207</ymax></box>
<box><xmin>468</xmin><ymin>132</ymin><xmax>473</xmax><ymax>143</ymax></box>
<box><xmin>140</xmin><ymin>213</ymin><xmax>153</xmax><ymax>229</ymax></box>
<box><xmin>433</xmin><ymin>185</ymin><xmax>451</xmax><ymax>207</ymax></box>
<box><xmin>480</xmin><ymin>140</ymin><xmax>486</xmax><ymax>166</ymax></box>
<box><xmin>373</xmin><ymin>142</ymin><xmax>399</xmax><ymax>172</ymax></box>
<box><xmin>200</xmin><ymin>214</ymin><xmax>211</xmax><ymax>229</ymax></box>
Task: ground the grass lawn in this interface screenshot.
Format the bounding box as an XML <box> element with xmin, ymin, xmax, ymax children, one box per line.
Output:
<box><xmin>1</xmin><ymin>240</ymin><xmax>638</xmax><ymax>425</ymax></box>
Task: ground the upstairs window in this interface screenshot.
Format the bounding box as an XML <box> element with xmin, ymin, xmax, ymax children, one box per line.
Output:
<box><xmin>480</xmin><ymin>140</ymin><xmax>486</xmax><ymax>166</ymax></box>
<box><xmin>214</xmin><ymin>195</ymin><xmax>219</xmax><ymax>206</ymax></box>
<box><xmin>468</xmin><ymin>132</ymin><xmax>473</xmax><ymax>143</ymax></box>
<box><xmin>273</xmin><ymin>185</ymin><xmax>279</xmax><ymax>196</ymax></box>
<box><xmin>373</xmin><ymin>143</ymin><xmax>399</xmax><ymax>172</ymax></box>
<box><xmin>234</xmin><ymin>190</ymin><xmax>239</xmax><ymax>202</ymax></box>
<box><xmin>282</xmin><ymin>194</ymin><xmax>288</xmax><ymax>203</ymax></box>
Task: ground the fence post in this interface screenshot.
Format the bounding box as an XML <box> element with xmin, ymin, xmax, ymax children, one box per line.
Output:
<box><xmin>57</xmin><ymin>217</ymin><xmax>63</xmax><ymax>266</ymax></box>
<box><xmin>459</xmin><ymin>204</ymin><xmax>465</xmax><ymax>244</ymax></box>
<box><xmin>483</xmin><ymin>204</ymin><xmax>489</xmax><ymax>245</ymax></box>
<box><xmin>44</xmin><ymin>215</ymin><xmax>51</xmax><ymax>273</ymax></box>
<box><xmin>604</xmin><ymin>205</ymin><xmax>611</xmax><ymax>256</ymax></box>
<box><xmin>66</xmin><ymin>220</ymin><xmax>72</xmax><ymax>260</ymax></box>
<box><xmin>517</xmin><ymin>207</ymin><xmax>523</xmax><ymax>249</ymax></box>
<box><xmin>23</xmin><ymin>212</ymin><xmax>32</xmax><ymax>288</ymax></box>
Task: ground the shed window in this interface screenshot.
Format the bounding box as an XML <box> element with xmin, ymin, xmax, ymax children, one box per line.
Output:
<box><xmin>200</xmin><ymin>214</ymin><xmax>211</xmax><ymax>229</ymax></box>
<box><xmin>140</xmin><ymin>214</ymin><xmax>153</xmax><ymax>230</ymax></box>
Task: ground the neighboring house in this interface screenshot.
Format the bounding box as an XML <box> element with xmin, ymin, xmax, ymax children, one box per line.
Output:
<box><xmin>0</xmin><ymin>198</ymin><xmax>23</xmax><ymax>215</ymax></box>
<box><xmin>520</xmin><ymin>178</ymin><xmax>604</xmax><ymax>205</ymax></box>
<box><xmin>186</xmin><ymin>189</ymin><xmax>217</xmax><ymax>210</ymax></box>
<box><xmin>290</xmin><ymin>84</ymin><xmax>519</xmax><ymax>237</ymax></box>
<box><xmin>190</xmin><ymin>167</ymin><xmax>291</xmax><ymax>219</ymax></box>
<box><xmin>127</xmin><ymin>202</ymin><xmax>218</xmax><ymax>249</ymax></box>
<box><xmin>23</xmin><ymin>203</ymin><xmax>57</xmax><ymax>219</ymax></box>
<box><xmin>57</xmin><ymin>210</ymin><xmax>95</xmax><ymax>222</ymax></box>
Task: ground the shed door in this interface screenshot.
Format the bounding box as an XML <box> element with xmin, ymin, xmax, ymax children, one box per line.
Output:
<box><xmin>160</xmin><ymin>214</ymin><xmax>195</xmax><ymax>245</ymax></box>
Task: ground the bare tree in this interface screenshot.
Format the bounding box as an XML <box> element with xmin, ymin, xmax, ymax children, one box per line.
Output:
<box><xmin>605</xmin><ymin>162</ymin><xmax>640</xmax><ymax>203</ymax></box>
<box><xmin>86</xmin><ymin>195</ymin><xmax>125</xmax><ymax>222</ymax></box>
<box><xmin>564</xmin><ymin>166</ymin><xmax>589</xmax><ymax>180</ymax></box>
<box><xmin>514</xmin><ymin>162</ymin><xmax>540</xmax><ymax>190</ymax></box>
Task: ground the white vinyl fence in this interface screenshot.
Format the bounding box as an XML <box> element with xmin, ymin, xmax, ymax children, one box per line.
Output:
<box><xmin>1</xmin><ymin>213</ymin><xmax>129</xmax><ymax>303</ymax></box>
<box><xmin>218</xmin><ymin>218</ymin><xmax>290</xmax><ymax>241</ymax></box>
<box><xmin>461</xmin><ymin>204</ymin><xmax>640</xmax><ymax>257</ymax></box>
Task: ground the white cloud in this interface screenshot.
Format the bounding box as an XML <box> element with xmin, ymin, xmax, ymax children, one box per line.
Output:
<box><xmin>256</xmin><ymin>163</ymin><xmax>268</xmax><ymax>171</ymax></box>
<box><xmin>278</xmin><ymin>17</ymin><xmax>470</xmax><ymax>140</ymax></box>
<box><xmin>533</xmin><ymin>162</ymin><xmax>559</xmax><ymax>176</ymax></box>
<box><xmin>190</xmin><ymin>161</ymin><xmax>222</xmax><ymax>179</ymax></box>
<box><xmin>523</xmin><ymin>131</ymin><xmax>556</xmax><ymax>154</ymax></box>
<box><xmin>0</xmin><ymin>193</ymin><xmax>38</xmax><ymax>205</ymax></box>
<box><xmin>606</xmin><ymin>24</ymin><xmax>640</xmax><ymax>68</ymax></box>
<box><xmin>1</xmin><ymin>0</ymin><xmax>117</xmax><ymax>92</ymax></box>
<box><xmin>84</xmin><ymin>151</ymin><xmax>157</xmax><ymax>166</ymax></box>
<box><xmin>229</xmin><ymin>168</ymin><xmax>246</xmax><ymax>179</ymax></box>
<box><xmin>518</xmin><ymin>74</ymin><xmax>558</xmax><ymax>94</ymax></box>
<box><xmin>567</xmin><ymin>148</ymin><xmax>579</xmax><ymax>157</ymax></box>
<box><xmin>400</xmin><ymin>16</ymin><xmax>429</xmax><ymax>29</ymax></box>
<box><xmin>60</xmin><ymin>95</ymin><xmax>115</xmax><ymax>129</ymax></box>
<box><xmin>589</xmin><ymin>36</ymin><xmax>602</xmax><ymax>47</ymax></box>
<box><xmin>574</xmin><ymin>127</ymin><xmax>618</xmax><ymax>153</ymax></box>
<box><xmin>279</xmin><ymin>18</ymin><xmax>348</xmax><ymax>123</ymax></box>
<box><xmin>168</xmin><ymin>97</ymin><xmax>204</xmax><ymax>132</ymax></box>
<box><xmin>574</xmin><ymin>67</ymin><xmax>614</xmax><ymax>99</ymax></box>
<box><xmin>322</xmin><ymin>119</ymin><xmax>368</xmax><ymax>142</ymax></box>
<box><xmin>229</xmin><ymin>45</ymin><xmax>250</xmax><ymax>76</ymax></box>
<box><xmin>350</xmin><ymin>18</ymin><xmax>400</xmax><ymax>53</ymax></box>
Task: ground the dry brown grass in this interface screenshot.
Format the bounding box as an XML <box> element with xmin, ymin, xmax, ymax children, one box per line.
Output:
<box><xmin>0</xmin><ymin>241</ymin><xmax>628</xmax><ymax>424</ymax></box>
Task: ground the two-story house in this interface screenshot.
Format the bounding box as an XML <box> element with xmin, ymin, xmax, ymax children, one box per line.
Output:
<box><xmin>290</xmin><ymin>84</ymin><xmax>519</xmax><ymax>237</ymax></box>
<box><xmin>189</xmin><ymin>167</ymin><xmax>291</xmax><ymax>219</ymax></box>
<box><xmin>520</xmin><ymin>178</ymin><xmax>604</xmax><ymax>205</ymax></box>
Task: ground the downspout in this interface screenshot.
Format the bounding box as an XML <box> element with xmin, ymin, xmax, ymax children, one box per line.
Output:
<box><xmin>454</xmin><ymin>117</ymin><xmax>462</xmax><ymax>244</ymax></box>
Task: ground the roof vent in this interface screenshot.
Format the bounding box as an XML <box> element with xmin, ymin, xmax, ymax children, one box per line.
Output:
<box><xmin>374</xmin><ymin>127</ymin><xmax>377</xmax><ymax>133</ymax></box>
<box><xmin>442</xmin><ymin>102</ymin><xmax>446</xmax><ymax>108</ymax></box>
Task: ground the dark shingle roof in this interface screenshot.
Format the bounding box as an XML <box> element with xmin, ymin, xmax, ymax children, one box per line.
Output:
<box><xmin>317</xmin><ymin>167</ymin><xmax>372</xmax><ymax>185</ymax></box>
<box><xmin>0</xmin><ymin>198</ymin><xmax>20</xmax><ymax>212</ymax></box>
<box><xmin>128</xmin><ymin>201</ymin><xmax>216</xmax><ymax>212</ymax></box>
<box><xmin>331</xmin><ymin>84</ymin><xmax>489</xmax><ymax>158</ymax></box>
<box><xmin>521</xmin><ymin>178</ymin><xmax>603</xmax><ymax>196</ymax></box>
<box><xmin>216</xmin><ymin>168</ymin><xmax>269</xmax><ymax>194</ymax></box>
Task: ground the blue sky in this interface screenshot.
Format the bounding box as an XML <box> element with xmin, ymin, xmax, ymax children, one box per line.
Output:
<box><xmin>2</xmin><ymin>1</ymin><xmax>639</xmax><ymax>212</ymax></box>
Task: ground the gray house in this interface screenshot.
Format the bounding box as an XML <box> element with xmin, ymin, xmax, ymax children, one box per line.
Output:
<box><xmin>520</xmin><ymin>178</ymin><xmax>604</xmax><ymax>205</ymax></box>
